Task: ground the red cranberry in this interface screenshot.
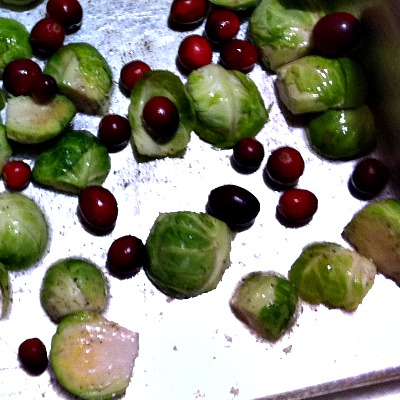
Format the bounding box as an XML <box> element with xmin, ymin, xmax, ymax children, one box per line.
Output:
<box><xmin>220</xmin><ymin>39</ymin><xmax>258</xmax><ymax>73</ymax></box>
<box><xmin>30</xmin><ymin>17</ymin><xmax>66</xmax><ymax>56</ymax></box>
<box><xmin>178</xmin><ymin>34</ymin><xmax>213</xmax><ymax>72</ymax></box>
<box><xmin>119</xmin><ymin>60</ymin><xmax>151</xmax><ymax>95</ymax></box>
<box><xmin>31</xmin><ymin>74</ymin><xmax>58</xmax><ymax>104</ymax></box>
<box><xmin>46</xmin><ymin>0</ymin><xmax>83</xmax><ymax>32</ymax></box>
<box><xmin>2</xmin><ymin>160</ymin><xmax>32</xmax><ymax>191</ymax></box>
<box><xmin>18</xmin><ymin>338</ymin><xmax>48</xmax><ymax>375</ymax></box>
<box><xmin>232</xmin><ymin>137</ymin><xmax>264</xmax><ymax>172</ymax></box>
<box><xmin>169</xmin><ymin>0</ymin><xmax>208</xmax><ymax>25</ymax></box>
<box><xmin>98</xmin><ymin>114</ymin><xmax>131</xmax><ymax>151</ymax></box>
<box><xmin>205</xmin><ymin>9</ymin><xmax>240</xmax><ymax>43</ymax></box>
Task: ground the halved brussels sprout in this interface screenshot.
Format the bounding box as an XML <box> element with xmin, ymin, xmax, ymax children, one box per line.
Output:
<box><xmin>50</xmin><ymin>311</ymin><xmax>139</xmax><ymax>400</ymax></box>
<box><xmin>230</xmin><ymin>272</ymin><xmax>299</xmax><ymax>340</ymax></box>
<box><xmin>209</xmin><ymin>0</ymin><xmax>260</xmax><ymax>10</ymax></box>
<box><xmin>187</xmin><ymin>64</ymin><xmax>269</xmax><ymax>148</ymax></box>
<box><xmin>1</xmin><ymin>0</ymin><xmax>37</xmax><ymax>5</ymax></box>
<box><xmin>0</xmin><ymin>263</ymin><xmax>10</xmax><ymax>319</ymax></box>
<box><xmin>128</xmin><ymin>70</ymin><xmax>195</xmax><ymax>159</ymax></box>
<box><xmin>32</xmin><ymin>130</ymin><xmax>111</xmax><ymax>194</ymax></box>
<box><xmin>0</xmin><ymin>124</ymin><xmax>12</xmax><ymax>173</ymax></box>
<box><xmin>276</xmin><ymin>55</ymin><xmax>368</xmax><ymax>114</ymax></box>
<box><xmin>145</xmin><ymin>211</ymin><xmax>232</xmax><ymax>298</ymax></box>
<box><xmin>289</xmin><ymin>242</ymin><xmax>376</xmax><ymax>311</ymax></box>
<box><xmin>44</xmin><ymin>42</ymin><xmax>113</xmax><ymax>115</ymax></box>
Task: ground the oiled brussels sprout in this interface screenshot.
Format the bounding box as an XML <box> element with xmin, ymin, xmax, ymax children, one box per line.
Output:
<box><xmin>276</xmin><ymin>55</ymin><xmax>367</xmax><ymax>114</ymax></box>
<box><xmin>0</xmin><ymin>263</ymin><xmax>10</xmax><ymax>319</ymax></box>
<box><xmin>209</xmin><ymin>0</ymin><xmax>259</xmax><ymax>10</ymax></box>
<box><xmin>250</xmin><ymin>0</ymin><xmax>325</xmax><ymax>71</ymax></box>
<box><xmin>0</xmin><ymin>192</ymin><xmax>48</xmax><ymax>270</ymax></box>
<box><xmin>307</xmin><ymin>105</ymin><xmax>376</xmax><ymax>160</ymax></box>
<box><xmin>342</xmin><ymin>199</ymin><xmax>400</xmax><ymax>285</ymax></box>
<box><xmin>32</xmin><ymin>130</ymin><xmax>111</xmax><ymax>194</ymax></box>
<box><xmin>0</xmin><ymin>18</ymin><xmax>32</xmax><ymax>77</ymax></box>
<box><xmin>41</xmin><ymin>258</ymin><xmax>108</xmax><ymax>322</ymax></box>
<box><xmin>230</xmin><ymin>272</ymin><xmax>299</xmax><ymax>340</ymax></box>
<box><xmin>44</xmin><ymin>43</ymin><xmax>113</xmax><ymax>115</ymax></box>
<box><xmin>187</xmin><ymin>64</ymin><xmax>269</xmax><ymax>148</ymax></box>
<box><xmin>50</xmin><ymin>311</ymin><xmax>139</xmax><ymax>400</ymax></box>
<box><xmin>1</xmin><ymin>0</ymin><xmax>37</xmax><ymax>6</ymax></box>
<box><xmin>289</xmin><ymin>242</ymin><xmax>376</xmax><ymax>311</ymax></box>
<box><xmin>145</xmin><ymin>211</ymin><xmax>232</xmax><ymax>298</ymax></box>
<box><xmin>0</xmin><ymin>124</ymin><xmax>12</xmax><ymax>173</ymax></box>
<box><xmin>128</xmin><ymin>70</ymin><xmax>195</xmax><ymax>159</ymax></box>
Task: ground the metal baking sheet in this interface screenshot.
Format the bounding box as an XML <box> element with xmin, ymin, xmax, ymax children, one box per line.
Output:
<box><xmin>1</xmin><ymin>0</ymin><xmax>400</xmax><ymax>399</ymax></box>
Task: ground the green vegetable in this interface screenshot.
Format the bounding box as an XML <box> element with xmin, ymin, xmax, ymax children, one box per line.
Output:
<box><xmin>145</xmin><ymin>211</ymin><xmax>232</xmax><ymax>298</ymax></box>
<box><xmin>0</xmin><ymin>124</ymin><xmax>12</xmax><ymax>173</ymax></box>
<box><xmin>44</xmin><ymin>43</ymin><xmax>113</xmax><ymax>115</ymax></box>
<box><xmin>41</xmin><ymin>258</ymin><xmax>108</xmax><ymax>322</ymax></box>
<box><xmin>230</xmin><ymin>272</ymin><xmax>299</xmax><ymax>340</ymax></box>
<box><xmin>128</xmin><ymin>70</ymin><xmax>195</xmax><ymax>159</ymax></box>
<box><xmin>276</xmin><ymin>56</ymin><xmax>368</xmax><ymax>114</ymax></box>
<box><xmin>1</xmin><ymin>0</ymin><xmax>37</xmax><ymax>6</ymax></box>
<box><xmin>289</xmin><ymin>242</ymin><xmax>376</xmax><ymax>311</ymax></box>
<box><xmin>209</xmin><ymin>0</ymin><xmax>260</xmax><ymax>10</ymax></box>
<box><xmin>342</xmin><ymin>199</ymin><xmax>400</xmax><ymax>285</ymax></box>
<box><xmin>250</xmin><ymin>0</ymin><xmax>325</xmax><ymax>71</ymax></box>
<box><xmin>0</xmin><ymin>263</ymin><xmax>10</xmax><ymax>319</ymax></box>
<box><xmin>187</xmin><ymin>64</ymin><xmax>269</xmax><ymax>148</ymax></box>
<box><xmin>0</xmin><ymin>192</ymin><xmax>48</xmax><ymax>271</ymax></box>
<box><xmin>307</xmin><ymin>105</ymin><xmax>376</xmax><ymax>160</ymax></box>
<box><xmin>5</xmin><ymin>94</ymin><xmax>76</xmax><ymax>144</ymax></box>
<box><xmin>32</xmin><ymin>130</ymin><xmax>111</xmax><ymax>194</ymax></box>
<box><xmin>0</xmin><ymin>18</ymin><xmax>32</xmax><ymax>77</ymax></box>
<box><xmin>50</xmin><ymin>311</ymin><xmax>139</xmax><ymax>400</ymax></box>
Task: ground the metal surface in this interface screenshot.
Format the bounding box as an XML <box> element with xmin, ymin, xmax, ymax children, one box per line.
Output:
<box><xmin>1</xmin><ymin>0</ymin><xmax>400</xmax><ymax>399</ymax></box>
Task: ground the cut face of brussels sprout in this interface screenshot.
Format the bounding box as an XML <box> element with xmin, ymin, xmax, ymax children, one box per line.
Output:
<box><xmin>342</xmin><ymin>199</ymin><xmax>400</xmax><ymax>285</ymax></box>
<box><xmin>250</xmin><ymin>0</ymin><xmax>325</xmax><ymax>71</ymax></box>
<box><xmin>41</xmin><ymin>258</ymin><xmax>108</xmax><ymax>322</ymax></box>
<box><xmin>128</xmin><ymin>70</ymin><xmax>195</xmax><ymax>159</ymax></box>
<box><xmin>50</xmin><ymin>311</ymin><xmax>139</xmax><ymax>400</ymax></box>
<box><xmin>230</xmin><ymin>272</ymin><xmax>299</xmax><ymax>341</ymax></box>
<box><xmin>275</xmin><ymin>56</ymin><xmax>368</xmax><ymax>114</ymax></box>
<box><xmin>0</xmin><ymin>192</ymin><xmax>48</xmax><ymax>270</ymax></box>
<box><xmin>209</xmin><ymin>0</ymin><xmax>260</xmax><ymax>10</ymax></box>
<box><xmin>145</xmin><ymin>211</ymin><xmax>232</xmax><ymax>298</ymax></box>
<box><xmin>5</xmin><ymin>94</ymin><xmax>76</xmax><ymax>144</ymax></box>
<box><xmin>44</xmin><ymin>42</ymin><xmax>113</xmax><ymax>115</ymax></box>
<box><xmin>307</xmin><ymin>105</ymin><xmax>376</xmax><ymax>160</ymax></box>
<box><xmin>0</xmin><ymin>18</ymin><xmax>32</xmax><ymax>77</ymax></box>
<box><xmin>32</xmin><ymin>130</ymin><xmax>111</xmax><ymax>194</ymax></box>
<box><xmin>0</xmin><ymin>263</ymin><xmax>10</xmax><ymax>319</ymax></box>
<box><xmin>289</xmin><ymin>242</ymin><xmax>376</xmax><ymax>311</ymax></box>
<box><xmin>187</xmin><ymin>64</ymin><xmax>269</xmax><ymax>148</ymax></box>
<box><xmin>0</xmin><ymin>124</ymin><xmax>12</xmax><ymax>173</ymax></box>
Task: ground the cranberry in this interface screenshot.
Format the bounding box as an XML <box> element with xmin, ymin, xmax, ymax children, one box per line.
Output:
<box><xmin>220</xmin><ymin>39</ymin><xmax>258</xmax><ymax>73</ymax></box>
<box><xmin>107</xmin><ymin>235</ymin><xmax>148</xmax><ymax>277</ymax></box>
<box><xmin>178</xmin><ymin>34</ymin><xmax>213</xmax><ymax>72</ymax></box>
<box><xmin>78</xmin><ymin>186</ymin><xmax>118</xmax><ymax>233</ymax></box>
<box><xmin>2</xmin><ymin>58</ymin><xmax>42</xmax><ymax>96</ymax></box>
<box><xmin>119</xmin><ymin>60</ymin><xmax>151</xmax><ymax>95</ymax></box>
<box><xmin>205</xmin><ymin>9</ymin><xmax>240</xmax><ymax>43</ymax></box>
<box><xmin>31</xmin><ymin>74</ymin><xmax>58</xmax><ymax>104</ymax></box>
<box><xmin>232</xmin><ymin>137</ymin><xmax>264</xmax><ymax>172</ymax></box>
<box><xmin>207</xmin><ymin>184</ymin><xmax>260</xmax><ymax>231</ymax></box>
<box><xmin>46</xmin><ymin>0</ymin><xmax>83</xmax><ymax>32</ymax></box>
<box><xmin>312</xmin><ymin>12</ymin><xmax>363</xmax><ymax>57</ymax></box>
<box><xmin>30</xmin><ymin>17</ymin><xmax>66</xmax><ymax>56</ymax></box>
<box><xmin>18</xmin><ymin>338</ymin><xmax>48</xmax><ymax>375</ymax></box>
<box><xmin>277</xmin><ymin>188</ymin><xmax>318</xmax><ymax>225</ymax></box>
<box><xmin>142</xmin><ymin>96</ymin><xmax>180</xmax><ymax>143</ymax></box>
<box><xmin>2</xmin><ymin>160</ymin><xmax>32</xmax><ymax>191</ymax></box>
<box><xmin>265</xmin><ymin>146</ymin><xmax>305</xmax><ymax>187</ymax></box>
<box><xmin>169</xmin><ymin>0</ymin><xmax>208</xmax><ymax>25</ymax></box>
<box><xmin>98</xmin><ymin>114</ymin><xmax>131</xmax><ymax>151</ymax></box>
<box><xmin>350</xmin><ymin>158</ymin><xmax>389</xmax><ymax>198</ymax></box>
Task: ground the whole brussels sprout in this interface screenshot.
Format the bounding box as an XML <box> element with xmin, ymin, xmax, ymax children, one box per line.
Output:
<box><xmin>0</xmin><ymin>192</ymin><xmax>48</xmax><ymax>270</ymax></box>
<box><xmin>289</xmin><ymin>242</ymin><xmax>376</xmax><ymax>311</ymax></box>
<box><xmin>41</xmin><ymin>258</ymin><xmax>108</xmax><ymax>322</ymax></box>
<box><xmin>145</xmin><ymin>211</ymin><xmax>233</xmax><ymax>298</ymax></box>
<box><xmin>187</xmin><ymin>64</ymin><xmax>269</xmax><ymax>148</ymax></box>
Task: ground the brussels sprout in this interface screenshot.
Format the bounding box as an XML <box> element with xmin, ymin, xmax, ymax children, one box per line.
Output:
<box><xmin>41</xmin><ymin>258</ymin><xmax>108</xmax><ymax>322</ymax></box>
<box><xmin>0</xmin><ymin>124</ymin><xmax>12</xmax><ymax>173</ymax></box>
<box><xmin>44</xmin><ymin>43</ymin><xmax>113</xmax><ymax>115</ymax></box>
<box><xmin>250</xmin><ymin>0</ymin><xmax>325</xmax><ymax>71</ymax></box>
<box><xmin>289</xmin><ymin>242</ymin><xmax>376</xmax><ymax>311</ymax></box>
<box><xmin>0</xmin><ymin>263</ymin><xmax>10</xmax><ymax>319</ymax></box>
<box><xmin>128</xmin><ymin>70</ymin><xmax>195</xmax><ymax>159</ymax></box>
<box><xmin>307</xmin><ymin>105</ymin><xmax>376</xmax><ymax>160</ymax></box>
<box><xmin>32</xmin><ymin>130</ymin><xmax>111</xmax><ymax>194</ymax></box>
<box><xmin>145</xmin><ymin>211</ymin><xmax>232</xmax><ymax>298</ymax></box>
<box><xmin>50</xmin><ymin>311</ymin><xmax>139</xmax><ymax>400</ymax></box>
<box><xmin>275</xmin><ymin>56</ymin><xmax>368</xmax><ymax>114</ymax></box>
<box><xmin>5</xmin><ymin>94</ymin><xmax>76</xmax><ymax>144</ymax></box>
<box><xmin>0</xmin><ymin>192</ymin><xmax>48</xmax><ymax>270</ymax></box>
<box><xmin>1</xmin><ymin>0</ymin><xmax>37</xmax><ymax>5</ymax></box>
<box><xmin>0</xmin><ymin>18</ymin><xmax>32</xmax><ymax>77</ymax></box>
<box><xmin>342</xmin><ymin>199</ymin><xmax>400</xmax><ymax>285</ymax></box>
<box><xmin>230</xmin><ymin>272</ymin><xmax>299</xmax><ymax>341</ymax></box>
<box><xmin>187</xmin><ymin>64</ymin><xmax>269</xmax><ymax>148</ymax></box>
<box><xmin>209</xmin><ymin>0</ymin><xmax>259</xmax><ymax>10</ymax></box>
